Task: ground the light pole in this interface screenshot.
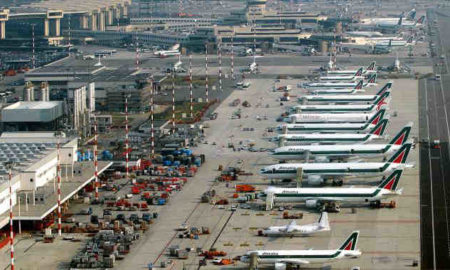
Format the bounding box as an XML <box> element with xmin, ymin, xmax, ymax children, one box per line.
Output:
<box><xmin>54</xmin><ymin>131</ymin><xmax>63</xmax><ymax>236</ymax></box>
<box><xmin>5</xmin><ymin>162</ymin><xmax>15</xmax><ymax>270</ymax></box>
<box><xmin>189</xmin><ymin>55</ymin><xmax>193</xmax><ymax>118</ymax></box>
<box><xmin>93</xmin><ymin>115</ymin><xmax>99</xmax><ymax>201</ymax></box>
<box><xmin>149</xmin><ymin>77</ymin><xmax>155</xmax><ymax>159</ymax></box>
<box><xmin>205</xmin><ymin>44</ymin><xmax>209</xmax><ymax>103</ymax></box>
<box><xmin>171</xmin><ymin>71</ymin><xmax>176</xmax><ymax>133</ymax></box>
<box><xmin>124</xmin><ymin>94</ymin><xmax>132</xmax><ymax>184</ymax></box>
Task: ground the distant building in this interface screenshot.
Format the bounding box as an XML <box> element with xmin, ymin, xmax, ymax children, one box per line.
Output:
<box><xmin>1</xmin><ymin>101</ymin><xmax>63</xmax><ymax>131</ymax></box>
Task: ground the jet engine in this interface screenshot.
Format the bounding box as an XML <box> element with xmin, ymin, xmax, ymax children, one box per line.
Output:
<box><xmin>305</xmin><ymin>199</ymin><xmax>320</xmax><ymax>208</ymax></box>
<box><xmin>307</xmin><ymin>175</ymin><xmax>324</xmax><ymax>185</ymax></box>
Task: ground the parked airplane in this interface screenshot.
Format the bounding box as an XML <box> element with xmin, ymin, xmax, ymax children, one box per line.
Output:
<box><xmin>326</xmin><ymin>62</ymin><xmax>376</xmax><ymax>76</ymax></box>
<box><xmin>273</xmin><ymin>118</ymin><xmax>388</xmax><ymax>145</ymax></box>
<box><xmin>319</xmin><ymin>68</ymin><xmax>364</xmax><ymax>81</ymax></box>
<box><xmin>153</xmin><ymin>44</ymin><xmax>181</xmax><ymax>58</ymax></box>
<box><xmin>346</xmin><ymin>31</ymin><xmax>384</xmax><ymax>38</ymax></box>
<box><xmin>308</xmin><ymin>81</ymin><xmax>365</xmax><ymax>95</ymax></box>
<box><xmin>286</xmin><ymin>107</ymin><xmax>386</xmax><ymax>124</ymax></box>
<box><xmin>376</xmin><ymin>16</ymin><xmax>425</xmax><ymax>30</ymax></box>
<box><xmin>240</xmin><ymin>231</ymin><xmax>361</xmax><ymax>267</ymax></box>
<box><xmin>278</xmin><ymin>111</ymin><xmax>388</xmax><ymax>134</ymax></box>
<box><xmin>167</xmin><ymin>55</ymin><xmax>186</xmax><ymax>73</ymax></box>
<box><xmin>261</xmin><ymin>170</ymin><xmax>404</xmax><ymax>206</ymax></box>
<box><xmin>291</xmin><ymin>93</ymin><xmax>388</xmax><ymax>113</ymax></box>
<box><xmin>299</xmin><ymin>82</ymin><xmax>391</xmax><ymax>104</ymax></box>
<box><xmin>302</xmin><ymin>73</ymin><xmax>377</xmax><ymax>89</ymax></box>
<box><xmin>374</xmin><ymin>36</ymin><xmax>414</xmax><ymax>48</ymax></box>
<box><xmin>271</xmin><ymin>122</ymin><xmax>412</xmax><ymax>161</ymax></box>
<box><xmin>260</xmin><ymin>143</ymin><xmax>412</xmax><ymax>184</ymax></box>
<box><xmin>359</xmin><ymin>9</ymin><xmax>417</xmax><ymax>24</ymax></box>
<box><xmin>261</xmin><ymin>212</ymin><xmax>330</xmax><ymax>237</ymax></box>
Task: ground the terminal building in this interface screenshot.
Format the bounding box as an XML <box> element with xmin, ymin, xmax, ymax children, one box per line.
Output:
<box><xmin>24</xmin><ymin>59</ymin><xmax>155</xmax><ymax>113</ymax></box>
<box><xmin>0</xmin><ymin>132</ymin><xmax>112</xmax><ymax>230</ymax></box>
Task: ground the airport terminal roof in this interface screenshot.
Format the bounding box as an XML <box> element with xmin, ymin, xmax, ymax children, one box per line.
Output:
<box><xmin>3</xmin><ymin>101</ymin><xmax>61</xmax><ymax>110</ymax></box>
<box><xmin>2</xmin><ymin>101</ymin><xmax>63</xmax><ymax>123</ymax></box>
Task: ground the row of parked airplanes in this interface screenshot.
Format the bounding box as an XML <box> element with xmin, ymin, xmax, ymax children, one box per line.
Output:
<box><xmin>238</xmin><ymin>62</ymin><xmax>412</xmax><ymax>268</ymax></box>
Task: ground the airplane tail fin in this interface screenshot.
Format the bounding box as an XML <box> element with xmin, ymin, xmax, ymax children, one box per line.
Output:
<box><xmin>367</xmin><ymin>73</ymin><xmax>377</xmax><ymax>84</ymax></box>
<box><xmin>417</xmin><ymin>15</ymin><xmax>425</xmax><ymax>24</ymax></box>
<box><xmin>387</xmin><ymin>143</ymin><xmax>412</xmax><ymax>164</ymax></box>
<box><xmin>377</xmin><ymin>169</ymin><xmax>403</xmax><ymax>191</ymax></box>
<box><xmin>355</xmin><ymin>67</ymin><xmax>363</xmax><ymax>77</ymax></box>
<box><xmin>375</xmin><ymin>81</ymin><xmax>392</xmax><ymax>95</ymax></box>
<box><xmin>388</xmin><ymin>122</ymin><xmax>413</xmax><ymax>145</ymax></box>
<box><xmin>171</xmin><ymin>44</ymin><xmax>180</xmax><ymax>51</ymax></box>
<box><xmin>407</xmin><ymin>9</ymin><xmax>416</xmax><ymax>20</ymax></box>
<box><xmin>367</xmin><ymin>107</ymin><xmax>386</xmax><ymax>125</ymax></box>
<box><xmin>354</xmin><ymin>80</ymin><xmax>364</xmax><ymax>90</ymax></box>
<box><xmin>407</xmin><ymin>36</ymin><xmax>414</xmax><ymax>44</ymax></box>
<box><xmin>318</xmin><ymin>212</ymin><xmax>330</xmax><ymax>230</ymax></box>
<box><xmin>373</xmin><ymin>91</ymin><xmax>391</xmax><ymax>109</ymax></box>
<box><xmin>367</xmin><ymin>61</ymin><xmax>376</xmax><ymax>71</ymax></box>
<box><xmin>338</xmin><ymin>231</ymin><xmax>360</xmax><ymax>251</ymax></box>
<box><xmin>369</xmin><ymin>117</ymin><xmax>389</xmax><ymax>136</ymax></box>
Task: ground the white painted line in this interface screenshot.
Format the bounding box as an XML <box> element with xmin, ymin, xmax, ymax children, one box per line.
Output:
<box><xmin>425</xmin><ymin>79</ymin><xmax>437</xmax><ymax>270</ymax></box>
<box><xmin>438</xmin><ymin>77</ymin><xmax>450</xmax><ymax>256</ymax></box>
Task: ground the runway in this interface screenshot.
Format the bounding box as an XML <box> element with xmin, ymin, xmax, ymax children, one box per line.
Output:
<box><xmin>419</xmin><ymin>7</ymin><xmax>450</xmax><ymax>270</ymax></box>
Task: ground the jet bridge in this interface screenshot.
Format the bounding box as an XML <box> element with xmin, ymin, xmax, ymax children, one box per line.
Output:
<box><xmin>265</xmin><ymin>168</ymin><xmax>303</xmax><ymax>210</ymax></box>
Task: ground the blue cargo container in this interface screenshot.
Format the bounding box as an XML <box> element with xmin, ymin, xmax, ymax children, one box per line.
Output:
<box><xmin>102</xmin><ymin>150</ymin><xmax>113</xmax><ymax>160</ymax></box>
<box><xmin>194</xmin><ymin>157</ymin><xmax>202</xmax><ymax>166</ymax></box>
<box><xmin>158</xmin><ymin>198</ymin><xmax>166</xmax><ymax>205</ymax></box>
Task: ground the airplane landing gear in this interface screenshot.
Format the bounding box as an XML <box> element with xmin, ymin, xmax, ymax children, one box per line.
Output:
<box><xmin>332</xmin><ymin>178</ymin><xmax>344</xmax><ymax>186</ymax></box>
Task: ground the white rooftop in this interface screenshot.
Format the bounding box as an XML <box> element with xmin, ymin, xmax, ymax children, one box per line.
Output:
<box><xmin>3</xmin><ymin>101</ymin><xmax>61</xmax><ymax>110</ymax></box>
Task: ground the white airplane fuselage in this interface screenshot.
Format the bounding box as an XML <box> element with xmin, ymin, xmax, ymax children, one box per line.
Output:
<box><xmin>271</xmin><ymin>144</ymin><xmax>402</xmax><ymax>160</ymax></box>
<box><xmin>262</xmin><ymin>224</ymin><xmax>328</xmax><ymax>237</ymax></box>
<box><xmin>274</xmin><ymin>133</ymin><xmax>382</xmax><ymax>145</ymax></box>
<box><xmin>241</xmin><ymin>250</ymin><xmax>361</xmax><ymax>265</ymax></box>
<box><xmin>300</xmin><ymin>94</ymin><xmax>382</xmax><ymax>104</ymax></box>
<box><xmin>260</xmin><ymin>162</ymin><xmax>411</xmax><ymax>179</ymax></box>
<box><xmin>291</xmin><ymin>103</ymin><xmax>381</xmax><ymax>113</ymax></box>
<box><xmin>263</xmin><ymin>186</ymin><xmax>399</xmax><ymax>203</ymax></box>
<box><xmin>287</xmin><ymin>112</ymin><xmax>375</xmax><ymax>123</ymax></box>
<box><xmin>277</xmin><ymin>122</ymin><xmax>377</xmax><ymax>133</ymax></box>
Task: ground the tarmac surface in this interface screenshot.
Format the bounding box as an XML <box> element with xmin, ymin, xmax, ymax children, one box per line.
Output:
<box><xmin>113</xmin><ymin>76</ymin><xmax>420</xmax><ymax>270</ymax></box>
<box><xmin>418</xmin><ymin>8</ymin><xmax>450</xmax><ymax>270</ymax></box>
<box><xmin>0</xmin><ymin>19</ymin><xmax>432</xmax><ymax>270</ymax></box>
<box><xmin>76</xmin><ymin>45</ymin><xmax>432</xmax><ymax>76</ymax></box>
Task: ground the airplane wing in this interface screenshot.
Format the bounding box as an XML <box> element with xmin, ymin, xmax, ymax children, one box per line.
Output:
<box><xmin>286</xmin><ymin>221</ymin><xmax>297</xmax><ymax>233</ymax></box>
<box><xmin>277</xmin><ymin>259</ymin><xmax>310</xmax><ymax>265</ymax></box>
